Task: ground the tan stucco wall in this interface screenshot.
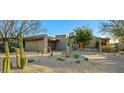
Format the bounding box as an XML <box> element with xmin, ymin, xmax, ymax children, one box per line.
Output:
<box><xmin>25</xmin><ymin>40</ymin><xmax>44</xmax><ymax>52</ymax></box>
<box><xmin>86</xmin><ymin>38</ymin><xmax>96</xmax><ymax>48</ymax></box>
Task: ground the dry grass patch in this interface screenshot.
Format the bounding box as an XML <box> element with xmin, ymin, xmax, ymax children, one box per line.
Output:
<box><xmin>11</xmin><ymin>65</ymin><xmax>52</xmax><ymax>73</ymax></box>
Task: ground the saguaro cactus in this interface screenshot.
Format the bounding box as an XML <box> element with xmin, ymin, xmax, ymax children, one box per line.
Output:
<box><xmin>3</xmin><ymin>41</ymin><xmax>11</xmax><ymax>73</ymax></box>
<box><xmin>6</xmin><ymin>55</ymin><xmax>11</xmax><ymax>73</ymax></box>
<box><xmin>66</xmin><ymin>37</ymin><xmax>72</xmax><ymax>57</ymax></box>
<box><xmin>25</xmin><ymin>53</ymin><xmax>28</xmax><ymax>66</ymax></box>
<box><xmin>16</xmin><ymin>48</ymin><xmax>21</xmax><ymax>68</ymax></box>
<box><xmin>3</xmin><ymin>57</ymin><xmax>7</xmax><ymax>73</ymax></box>
<box><xmin>19</xmin><ymin>34</ymin><xmax>28</xmax><ymax>69</ymax></box>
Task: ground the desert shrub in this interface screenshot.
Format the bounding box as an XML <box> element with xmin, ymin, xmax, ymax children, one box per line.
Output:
<box><xmin>114</xmin><ymin>48</ymin><xmax>119</xmax><ymax>53</ymax></box>
<box><xmin>75</xmin><ymin>60</ymin><xmax>80</xmax><ymax>64</ymax></box>
<box><xmin>103</xmin><ymin>44</ymin><xmax>115</xmax><ymax>53</ymax></box>
<box><xmin>120</xmin><ymin>48</ymin><xmax>124</xmax><ymax>51</ymax></box>
<box><xmin>104</xmin><ymin>48</ymin><xmax>119</xmax><ymax>53</ymax></box>
<box><xmin>57</xmin><ymin>56</ymin><xmax>65</xmax><ymax>61</ymax></box>
<box><xmin>73</xmin><ymin>54</ymin><xmax>80</xmax><ymax>58</ymax></box>
<box><xmin>106</xmin><ymin>48</ymin><xmax>112</xmax><ymax>53</ymax></box>
<box><xmin>28</xmin><ymin>59</ymin><xmax>35</xmax><ymax>63</ymax></box>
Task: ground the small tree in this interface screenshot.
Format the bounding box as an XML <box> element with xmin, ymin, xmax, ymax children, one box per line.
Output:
<box><xmin>74</xmin><ymin>26</ymin><xmax>93</xmax><ymax>48</ymax></box>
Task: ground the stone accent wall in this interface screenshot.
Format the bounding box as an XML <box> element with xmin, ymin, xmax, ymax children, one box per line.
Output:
<box><xmin>56</xmin><ymin>35</ymin><xmax>67</xmax><ymax>51</ymax></box>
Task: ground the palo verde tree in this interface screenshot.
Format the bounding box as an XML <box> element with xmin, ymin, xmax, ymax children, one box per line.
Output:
<box><xmin>100</xmin><ymin>20</ymin><xmax>124</xmax><ymax>44</ymax></box>
<box><xmin>73</xmin><ymin>25</ymin><xmax>93</xmax><ymax>48</ymax></box>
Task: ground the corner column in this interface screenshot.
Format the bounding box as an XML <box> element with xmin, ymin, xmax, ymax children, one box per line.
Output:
<box><xmin>44</xmin><ymin>35</ymin><xmax>48</xmax><ymax>53</ymax></box>
<box><xmin>99</xmin><ymin>39</ymin><xmax>102</xmax><ymax>53</ymax></box>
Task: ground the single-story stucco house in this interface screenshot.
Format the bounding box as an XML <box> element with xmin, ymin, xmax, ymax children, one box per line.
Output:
<box><xmin>0</xmin><ymin>33</ymin><xmax>110</xmax><ymax>53</ymax></box>
<box><xmin>23</xmin><ymin>33</ymin><xmax>110</xmax><ymax>53</ymax></box>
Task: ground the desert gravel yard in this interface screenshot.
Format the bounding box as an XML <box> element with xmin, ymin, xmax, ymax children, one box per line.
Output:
<box><xmin>0</xmin><ymin>56</ymin><xmax>109</xmax><ymax>73</ymax></box>
<box><xmin>21</xmin><ymin>56</ymin><xmax>109</xmax><ymax>73</ymax></box>
<box><xmin>0</xmin><ymin>52</ymin><xmax>124</xmax><ymax>73</ymax></box>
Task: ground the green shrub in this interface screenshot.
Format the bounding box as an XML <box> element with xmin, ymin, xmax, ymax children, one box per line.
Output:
<box><xmin>57</xmin><ymin>56</ymin><xmax>65</xmax><ymax>61</ymax></box>
<box><xmin>120</xmin><ymin>48</ymin><xmax>124</xmax><ymax>51</ymax></box>
<box><xmin>75</xmin><ymin>60</ymin><xmax>80</xmax><ymax>64</ymax></box>
<box><xmin>104</xmin><ymin>48</ymin><xmax>119</xmax><ymax>53</ymax></box>
<box><xmin>28</xmin><ymin>59</ymin><xmax>35</xmax><ymax>63</ymax></box>
<box><xmin>74</xmin><ymin>54</ymin><xmax>80</xmax><ymax>58</ymax></box>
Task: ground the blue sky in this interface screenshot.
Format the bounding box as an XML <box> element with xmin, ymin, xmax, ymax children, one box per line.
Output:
<box><xmin>43</xmin><ymin>20</ymin><xmax>104</xmax><ymax>37</ymax></box>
